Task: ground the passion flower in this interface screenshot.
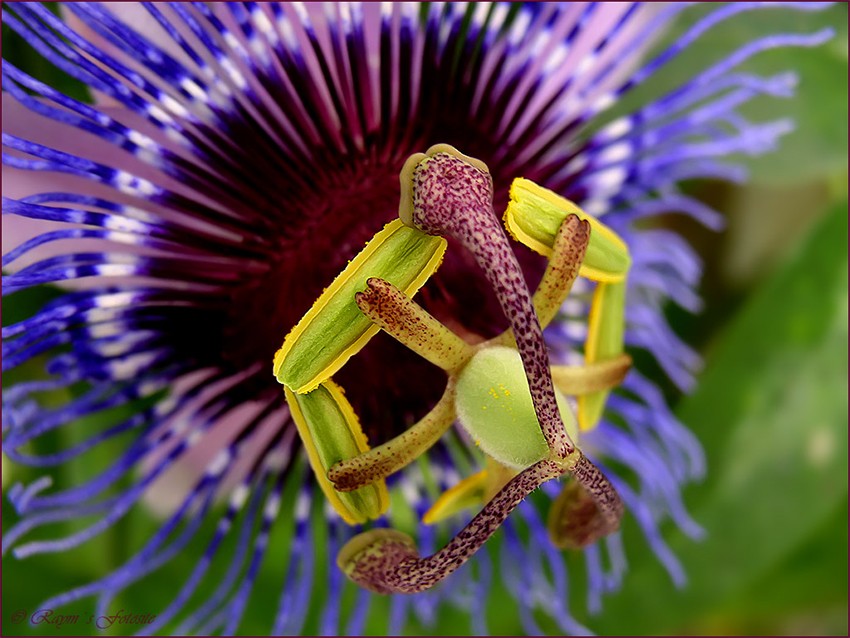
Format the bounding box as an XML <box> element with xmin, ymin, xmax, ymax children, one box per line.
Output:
<box><xmin>2</xmin><ymin>2</ymin><xmax>832</xmax><ymax>633</ymax></box>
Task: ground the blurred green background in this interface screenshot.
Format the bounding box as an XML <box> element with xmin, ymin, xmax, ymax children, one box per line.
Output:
<box><xmin>3</xmin><ymin>4</ymin><xmax>847</xmax><ymax>636</ymax></box>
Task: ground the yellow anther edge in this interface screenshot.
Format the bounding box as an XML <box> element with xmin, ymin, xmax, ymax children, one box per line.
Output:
<box><xmin>584</xmin><ymin>281</ymin><xmax>627</xmax><ymax>365</ymax></box>
<box><xmin>285</xmin><ymin>381</ymin><xmax>389</xmax><ymax>524</ymax></box>
<box><xmin>585</xmin><ymin>285</ymin><xmax>604</xmax><ymax>366</ymax></box>
<box><xmin>328</xmin><ymin>383</ymin><xmax>458</xmax><ymax>492</ymax></box>
<box><xmin>504</xmin><ymin>178</ymin><xmax>630</xmax><ymax>284</ymax></box>
<box><xmin>579</xmin><ymin>281</ymin><xmax>627</xmax><ymax>430</ymax></box>
<box><xmin>423</xmin><ymin>456</ymin><xmax>524</xmax><ymax>525</ymax></box>
<box><xmin>274</xmin><ymin>219</ymin><xmax>447</xmax><ymax>394</ymax></box>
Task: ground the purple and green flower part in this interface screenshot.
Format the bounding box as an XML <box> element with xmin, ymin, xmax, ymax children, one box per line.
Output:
<box><xmin>274</xmin><ymin>144</ymin><xmax>632</xmax><ymax>592</ymax></box>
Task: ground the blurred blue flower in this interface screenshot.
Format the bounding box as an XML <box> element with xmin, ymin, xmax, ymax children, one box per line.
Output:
<box><xmin>1</xmin><ymin>2</ymin><xmax>832</xmax><ymax>634</ymax></box>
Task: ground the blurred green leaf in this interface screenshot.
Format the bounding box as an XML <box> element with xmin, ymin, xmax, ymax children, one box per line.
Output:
<box><xmin>739</xmin><ymin>8</ymin><xmax>849</xmax><ymax>184</ymax></box>
<box><xmin>721</xmin><ymin>499</ymin><xmax>848</xmax><ymax>633</ymax></box>
<box><xmin>595</xmin><ymin>200</ymin><xmax>848</xmax><ymax>635</ymax></box>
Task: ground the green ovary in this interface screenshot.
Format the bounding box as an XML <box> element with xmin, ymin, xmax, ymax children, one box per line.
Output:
<box><xmin>455</xmin><ymin>347</ymin><xmax>579</xmax><ymax>469</ymax></box>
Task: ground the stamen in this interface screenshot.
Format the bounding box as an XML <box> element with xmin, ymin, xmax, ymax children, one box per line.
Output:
<box><xmin>274</xmin><ymin>219</ymin><xmax>447</xmax><ymax>394</ymax></box>
<box><xmin>423</xmin><ymin>458</ymin><xmax>519</xmax><ymax>525</ymax></box>
<box><xmin>551</xmin><ymin>354</ymin><xmax>632</xmax><ymax>396</ymax></box>
<box><xmin>338</xmin><ymin>459</ymin><xmax>564</xmax><ymax>594</ymax></box>
<box><xmin>532</xmin><ymin>214</ymin><xmax>591</xmax><ymax>328</ymax></box>
<box><xmin>354</xmin><ymin>277</ymin><xmax>475</xmax><ymax>371</ymax></box>
<box><xmin>502</xmin><ymin>178</ymin><xmax>632</xmax><ymax>430</ymax></box>
<box><xmin>400</xmin><ymin>145</ymin><xmax>575</xmax><ymax>459</ymax></box>
<box><xmin>505</xmin><ymin>178</ymin><xmax>630</xmax><ymax>284</ymax></box>
<box><xmin>581</xmin><ymin>280</ymin><xmax>628</xmax><ymax>430</ymax></box>
<box><xmin>284</xmin><ymin>382</ymin><xmax>389</xmax><ymax>524</ymax></box>
<box><xmin>548</xmin><ymin>480</ymin><xmax>607</xmax><ymax>550</ymax></box>
<box><xmin>328</xmin><ymin>383</ymin><xmax>457</xmax><ymax>492</ymax></box>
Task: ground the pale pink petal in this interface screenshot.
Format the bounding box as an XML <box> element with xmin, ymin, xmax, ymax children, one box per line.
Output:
<box><xmin>2</xmin><ymin>93</ymin><xmax>225</xmax><ymax>273</ymax></box>
<box><xmin>142</xmin><ymin>372</ymin><xmax>290</xmax><ymax>516</ymax></box>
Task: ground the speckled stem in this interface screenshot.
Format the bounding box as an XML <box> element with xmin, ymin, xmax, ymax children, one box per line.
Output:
<box><xmin>408</xmin><ymin>151</ymin><xmax>574</xmax><ymax>458</ymax></box>
<box><xmin>328</xmin><ymin>383</ymin><xmax>457</xmax><ymax>491</ymax></box>
<box><xmin>490</xmin><ymin>214</ymin><xmax>590</xmax><ymax>350</ymax></box>
<box><xmin>355</xmin><ymin>277</ymin><xmax>474</xmax><ymax>371</ymax></box>
<box><xmin>340</xmin><ymin>459</ymin><xmax>563</xmax><ymax>594</ymax></box>
<box><xmin>533</xmin><ymin>214</ymin><xmax>590</xmax><ymax>329</ymax></box>
<box><xmin>571</xmin><ymin>452</ymin><xmax>624</xmax><ymax>533</ymax></box>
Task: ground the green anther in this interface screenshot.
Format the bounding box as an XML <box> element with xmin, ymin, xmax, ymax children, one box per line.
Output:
<box><xmin>503</xmin><ymin>177</ymin><xmax>632</xmax><ymax>430</ymax></box>
<box><xmin>274</xmin><ymin>219</ymin><xmax>447</xmax><ymax>394</ymax></box>
<box><xmin>504</xmin><ymin>178</ymin><xmax>630</xmax><ymax>283</ymax></box>
<box><xmin>284</xmin><ymin>381</ymin><xmax>389</xmax><ymax>525</ymax></box>
<box><xmin>455</xmin><ymin>347</ymin><xmax>579</xmax><ymax>470</ymax></box>
<box><xmin>580</xmin><ymin>280</ymin><xmax>628</xmax><ymax>430</ymax></box>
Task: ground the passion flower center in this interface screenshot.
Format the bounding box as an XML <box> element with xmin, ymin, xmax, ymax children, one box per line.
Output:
<box><xmin>220</xmin><ymin>158</ymin><xmax>544</xmax><ymax>441</ymax></box>
<box><xmin>270</xmin><ymin>147</ymin><xmax>628</xmax><ymax>594</ymax></box>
